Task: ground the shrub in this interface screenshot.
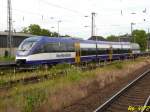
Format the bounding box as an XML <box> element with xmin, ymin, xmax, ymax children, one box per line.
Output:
<box><xmin>0</xmin><ymin>79</ymin><xmax>6</xmax><ymax>87</ymax></box>
<box><xmin>114</xmin><ymin>62</ymin><xmax>123</xmax><ymax>69</ymax></box>
<box><xmin>23</xmin><ymin>90</ymin><xmax>46</xmax><ymax>112</ymax></box>
<box><xmin>53</xmin><ymin>63</ymin><xmax>71</xmax><ymax>70</ymax></box>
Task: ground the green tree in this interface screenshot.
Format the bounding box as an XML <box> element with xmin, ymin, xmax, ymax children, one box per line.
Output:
<box><xmin>147</xmin><ymin>32</ymin><xmax>150</xmax><ymax>40</ymax></box>
<box><xmin>132</xmin><ymin>30</ymin><xmax>147</xmax><ymax>51</ymax></box>
<box><xmin>88</xmin><ymin>36</ymin><xmax>106</xmax><ymax>41</ymax></box>
<box><xmin>62</xmin><ymin>35</ymin><xmax>70</xmax><ymax>37</ymax></box>
<box><xmin>107</xmin><ymin>35</ymin><xmax>119</xmax><ymax>41</ymax></box>
<box><xmin>21</xmin><ymin>24</ymin><xmax>49</xmax><ymax>36</ymax></box>
<box><xmin>52</xmin><ymin>32</ymin><xmax>59</xmax><ymax>37</ymax></box>
<box><xmin>40</xmin><ymin>29</ymin><xmax>51</xmax><ymax>36</ymax></box>
<box><xmin>20</xmin><ymin>24</ymin><xmax>70</xmax><ymax>37</ymax></box>
<box><xmin>28</xmin><ymin>24</ymin><xmax>41</xmax><ymax>35</ymax></box>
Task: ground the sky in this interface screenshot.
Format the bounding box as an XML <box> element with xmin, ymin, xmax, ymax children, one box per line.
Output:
<box><xmin>0</xmin><ymin>0</ymin><xmax>150</xmax><ymax>39</ymax></box>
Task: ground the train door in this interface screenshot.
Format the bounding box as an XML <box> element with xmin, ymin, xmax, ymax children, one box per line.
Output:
<box><xmin>75</xmin><ymin>42</ymin><xmax>80</xmax><ymax>63</ymax></box>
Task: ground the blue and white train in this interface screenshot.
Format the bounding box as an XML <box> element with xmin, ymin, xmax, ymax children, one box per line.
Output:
<box><xmin>16</xmin><ymin>36</ymin><xmax>140</xmax><ymax>65</ymax></box>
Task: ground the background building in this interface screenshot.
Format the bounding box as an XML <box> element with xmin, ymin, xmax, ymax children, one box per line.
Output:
<box><xmin>0</xmin><ymin>31</ymin><xmax>34</xmax><ymax>56</ymax></box>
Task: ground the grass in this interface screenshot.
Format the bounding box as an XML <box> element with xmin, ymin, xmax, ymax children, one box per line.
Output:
<box><xmin>0</xmin><ymin>58</ymin><xmax>148</xmax><ymax>95</ymax></box>
<box><xmin>0</xmin><ymin>63</ymin><xmax>73</xmax><ymax>85</ymax></box>
<box><xmin>0</xmin><ymin>56</ymin><xmax>15</xmax><ymax>62</ymax></box>
<box><xmin>0</xmin><ymin>57</ymin><xmax>147</xmax><ymax>84</ymax></box>
<box><xmin>0</xmin><ymin>57</ymin><xmax>150</xmax><ymax>112</ymax></box>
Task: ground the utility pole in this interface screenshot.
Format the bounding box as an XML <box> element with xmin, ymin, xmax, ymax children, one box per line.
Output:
<box><xmin>57</xmin><ymin>20</ymin><xmax>61</xmax><ymax>37</ymax></box>
<box><xmin>91</xmin><ymin>12</ymin><xmax>96</xmax><ymax>38</ymax></box>
<box><xmin>131</xmin><ymin>22</ymin><xmax>134</xmax><ymax>35</ymax></box>
<box><xmin>91</xmin><ymin>12</ymin><xmax>98</xmax><ymax>61</ymax></box>
<box><xmin>7</xmin><ymin>0</ymin><xmax>13</xmax><ymax>56</ymax></box>
<box><xmin>118</xmin><ymin>33</ymin><xmax>121</xmax><ymax>42</ymax></box>
<box><xmin>131</xmin><ymin>22</ymin><xmax>135</xmax><ymax>42</ymax></box>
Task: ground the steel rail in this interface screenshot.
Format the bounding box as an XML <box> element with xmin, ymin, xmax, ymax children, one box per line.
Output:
<box><xmin>141</xmin><ymin>96</ymin><xmax>150</xmax><ymax>112</ymax></box>
<box><xmin>94</xmin><ymin>69</ymin><xmax>150</xmax><ymax>112</ymax></box>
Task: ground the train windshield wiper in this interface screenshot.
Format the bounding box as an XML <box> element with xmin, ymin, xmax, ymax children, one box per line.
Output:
<box><xmin>19</xmin><ymin>49</ymin><xmax>26</xmax><ymax>51</ymax></box>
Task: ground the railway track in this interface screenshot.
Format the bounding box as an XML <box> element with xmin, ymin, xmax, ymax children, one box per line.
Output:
<box><xmin>0</xmin><ymin>69</ymin><xmax>69</xmax><ymax>90</ymax></box>
<box><xmin>142</xmin><ymin>96</ymin><xmax>150</xmax><ymax>112</ymax></box>
<box><xmin>0</xmin><ymin>60</ymin><xmax>124</xmax><ymax>92</ymax></box>
<box><xmin>0</xmin><ymin>62</ymin><xmax>16</xmax><ymax>69</ymax></box>
<box><xmin>0</xmin><ymin>57</ymin><xmax>135</xmax><ymax>73</ymax></box>
<box><xmin>0</xmin><ymin>62</ymin><xmax>101</xmax><ymax>90</ymax></box>
<box><xmin>0</xmin><ymin>52</ymin><xmax>149</xmax><ymax>71</ymax></box>
<box><xmin>94</xmin><ymin>69</ymin><xmax>150</xmax><ymax>112</ymax></box>
<box><xmin>0</xmin><ymin>57</ymin><xmax>148</xmax><ymax>91</ymax></box>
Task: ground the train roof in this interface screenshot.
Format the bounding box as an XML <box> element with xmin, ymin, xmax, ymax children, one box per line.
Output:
<box><xmin>29</xmin><ymin>36</ymin><xmax>131</xmax><ymax>45</ymax></box>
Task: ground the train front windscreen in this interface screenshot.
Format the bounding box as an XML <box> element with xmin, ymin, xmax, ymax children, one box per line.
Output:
<box><xmin>18</xmin><ymin>40</ymin><xmax>36</xmax><ymax>51</ymax></box>
<box><xmin>17</xmin><ymin>37</ymin><xmax>41</xmax><ymax>56</ymax></box>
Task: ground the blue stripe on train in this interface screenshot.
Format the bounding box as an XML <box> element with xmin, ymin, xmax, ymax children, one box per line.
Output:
<box><xmin>26</xmin><ymin>58</ymin><xmax>75</xmax><ymax>65</ymax></box>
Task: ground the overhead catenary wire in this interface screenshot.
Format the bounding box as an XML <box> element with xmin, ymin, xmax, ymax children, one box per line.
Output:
<box><xmin>1</xmin><ymin>0</ymin><xmax>150</xmax><ymax>37</ymax></box>
<box><xmin>41</xmin><ymin>0</ymin><xmax>86</xmax><ymax>16</ymax></box>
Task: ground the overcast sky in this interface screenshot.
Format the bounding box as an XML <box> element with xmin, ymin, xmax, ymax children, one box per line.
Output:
<box><xmin>0</xmin><ymin>0</ymin><xmax>150</xmax><ymax>39</ymax></box>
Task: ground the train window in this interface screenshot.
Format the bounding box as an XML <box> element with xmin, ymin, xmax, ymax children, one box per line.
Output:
<box><xmin>18</xmin><ymin>41</ymin><xmax>36</xmax><ymax>51</ymax></box>
<box><xmin>33</xmin><ymin>42</ymin><xmax>75</xmax><ymax>54</ymax></box>
<box><xmin>118</xmin><ymin>49</ymin><xmax>130</xmax><ymax>54</ymax></box>
<box><xmin>58</xmin><ymin>42</ymin><xmax>74</xmax><ymax>52</ymax></box>
<box><xmin>113</xmin><ymin>49</ymin><xmax>119</xmax><ymax>54</ymax></box>
<box><xmin>44</xmin><ymin>43</ymin><xmax>60</xmax><ymax>52</ymax></box>
<box><xmin>80</xmin><ymin>48</ymin><xmax>132</xmax><ymax>56</ymax></box>
<box><xmin>81</xmin><ymin>48</ymin><xmax>88</xmax><ymax>56</ymax></box>
<box><xmin>81</xmin><ymin>48</ymin><xmax>96</xmax><ymax>56</ymax></box>
<box><xmin>66</xmin><ymin>43</ymin><xmax>75</xmax><ymax>52</ymax></box>
<box><xmin>59</xmin><ymin>43</ymin><xmax>67</xmax><ymax>52</ymax></box>
<box><xmin>90</xmin><ymin>48</ymin><xmax>96</xmax><ymax>55</ymax></box>
<box><xmin>111</xmin><ymin>49</ymin><xmax>130</xmax><ymax>54</ymax></box>
<box><xmin>98</xmin><ymin>49</ymin><xmax>109</xmax><ymax>55</ymax></box>
<box><xmin>43</xmin><ymin>42</ymin><xmax>75</xmax><ymax>53</ymax></box>
<box><xmin>32</xmin><ymin>45</ymin><xmax>45</xmax><ymax>54</ymax></box>
<box><xmin>81</xmin><ymin>48</ymin><xmax>113</xmax><ymax>56</ymax></box>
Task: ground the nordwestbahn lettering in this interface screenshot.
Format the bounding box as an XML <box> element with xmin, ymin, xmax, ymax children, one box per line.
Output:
<box><xmin>56</xmin><ymin>54</ymin><xmax>71</xmax><ymax>58</ymax></box>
